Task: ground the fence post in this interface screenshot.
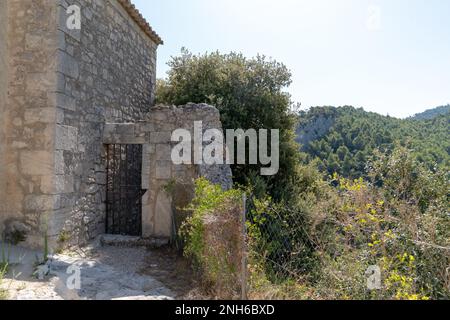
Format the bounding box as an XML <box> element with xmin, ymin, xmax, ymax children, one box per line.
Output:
<box><xmin>241</xmin><ymin>193</ymin><xmax>248</xmax><ymax>300</ymax></box>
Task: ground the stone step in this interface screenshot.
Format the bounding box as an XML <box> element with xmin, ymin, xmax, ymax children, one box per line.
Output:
<box><xmin>100</xmin><ymin>234</ymin><xmax>170</xmax><ymax>248</ymax></box>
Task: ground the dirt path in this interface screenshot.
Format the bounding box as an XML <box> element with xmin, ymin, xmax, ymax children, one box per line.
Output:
<box><xmin>1</xmin><ymin>241</ymin><xmax>199</xmax><ymax>300</ymax></box>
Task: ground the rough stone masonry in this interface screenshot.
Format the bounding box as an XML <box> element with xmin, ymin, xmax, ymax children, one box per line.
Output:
<box><xmin>0</xmin><ymin>0</ymin><xmax>232</xmax><ymax>249</ymax></box>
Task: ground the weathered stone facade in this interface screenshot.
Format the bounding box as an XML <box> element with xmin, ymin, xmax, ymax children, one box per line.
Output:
<box><xmin>50</xmin><ymin>0</ymin><xmax>160</xmax><ymax>246</ymax></box>
<box><xmin>0</xmin><ymin>1</ymin><xmax>232</xmax><ymax>249</ymax></box>
<box><xmin>0</xmin><ymin>0</ymin><xmax>60</xmax><ymax>246</ymax></box>
<box><xmin>0</xmin><ymin>0</ymin><xmax>8</xmax><ymax>236</ymax></box>
<box><xmin>103</xmin><ymin>104</ymin><xmax>233</xmax><ymax>238</ymax></box>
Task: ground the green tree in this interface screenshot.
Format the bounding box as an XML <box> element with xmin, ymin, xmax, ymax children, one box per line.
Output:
<box><xmin>157</xmin><ymin>49</ymin><xmax>302</xmax><ymax>202</ymax></box>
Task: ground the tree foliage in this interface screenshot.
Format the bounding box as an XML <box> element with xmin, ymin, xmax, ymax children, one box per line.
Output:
<box><xmin>297</xmin><ymin>106</ymin><xmax>450</xmax><ymax>178</ymax></box>
<box><xmin>411</xmin><ymin>104</ymin><xmax>450</xmax><ymax>120</ymax></box>
<box><xmin>157</xmin><ymin>49</ymin><xmax>302</xmax><ymax>202</ymax></box>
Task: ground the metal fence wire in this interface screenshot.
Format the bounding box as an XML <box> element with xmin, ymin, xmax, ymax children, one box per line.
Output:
<box><xmin>244</xmin><ymin>193</ymin><xmax>317</xmax><ymax>284</ymax></box>
<box><xmin>242</xmin><ymin>192</ymin><xmax>450</xmax><ymax>299</ymax></box>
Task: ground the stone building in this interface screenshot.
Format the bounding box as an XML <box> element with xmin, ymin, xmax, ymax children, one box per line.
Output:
<box><xmin>0</xmin><ymin>0</ymin><xmax>232</xmax><ymax>249</ymax></box>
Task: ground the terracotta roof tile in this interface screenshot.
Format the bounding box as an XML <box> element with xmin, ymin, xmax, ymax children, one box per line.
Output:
<box><xmin>117</xmin><ymin>0</ymin><xmax>163</xmax><ymax>45</ymax></box>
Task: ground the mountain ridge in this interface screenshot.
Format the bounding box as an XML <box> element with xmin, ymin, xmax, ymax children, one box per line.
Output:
<box><xmin>410</xmin><ymin>104</ymin><xmax>450</xmax><ymax>120</ymax></box>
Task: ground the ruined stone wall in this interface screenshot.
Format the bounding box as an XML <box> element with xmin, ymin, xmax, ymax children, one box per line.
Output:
<box><xmin>54</xmin><ymin>0</ymin><xmax>158</xmax><ymax>245</ymax></box>
<box><xmin>103</xmin><ymin>104</ymin><xmax>233</xmax><ymax>239</ymax></box>
<box><xmin>139</xmin><ymin>105</ymin><xmax>232</xmax><ymax>238</ymax></box>
<box><xmin>0</xmin><ymin>0</ymin><xmax>59</xmax><ymax>247</ymax></box>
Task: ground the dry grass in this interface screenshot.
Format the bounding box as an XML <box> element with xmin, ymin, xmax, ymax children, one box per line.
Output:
<box><xmin>0</xmin><ymin>265</ymin><xmax>8</xmax><ymax>300</ymax></box>
<box><xmin>201</xmin><ymin>203</ymin><xmax>243</xmax><ymax>299</ymax></box>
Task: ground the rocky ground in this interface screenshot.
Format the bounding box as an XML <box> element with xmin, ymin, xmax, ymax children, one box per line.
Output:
<box><xmin>0</xmin><ymin>238</ymin><xmax>200</xmax><ymax>300</ymax></box>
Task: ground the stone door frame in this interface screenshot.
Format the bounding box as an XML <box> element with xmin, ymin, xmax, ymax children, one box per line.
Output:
<box><xmin>102</xmin><ymin>104</ymin><xmax>233</xmax><ymax>240</ymax></box>
<box><xmin>102</xmin><ymin>122</ymin><xmax>174</xmax><ymax>239</ymax></box>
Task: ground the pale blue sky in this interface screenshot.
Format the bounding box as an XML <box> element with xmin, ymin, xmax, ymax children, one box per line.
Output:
<box><xmin>134</xmin><ymin>0</ymin><xmax>450</xmax><ymax>118</ymax></box>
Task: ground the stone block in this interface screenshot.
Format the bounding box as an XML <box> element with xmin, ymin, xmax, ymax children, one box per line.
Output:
<box><xmin>115</xmin><ymin>123</ymin><xmax>136</xmax><ymax>135</ymax></box>
<box><xmin>150</xmin><ymin>131</ymin><xmax>171</xmax><ymax>144</ymax></box>
<box><xmin>57</xmin><ymin>50</ymin><xmax>79</xmax><ymax>79</ymax></box>
<box><xmin>155</xmin><ymin>144</ymin><xmax>172</xmax><ymax>161</ymax></box>
<box><xmin>40</xmin><ymin>175</ymin><xmax>55</xmax><ymax>194</ymax></box>
<box><xmin>25</xmin><ymin>73</ymin><xmax>53</xmax><ymax>96</ymax></box>
<box><xmin>137</xmin><ymin>123</ymin><xmax>155</xmax><ymax>133</ymax></box>
<box><xmin>24</xmin><ymin>108</ymin><xmax>56</xmax><ymax>124</ymax></box>
<box><xmin>150</xmin><ymin>111</ymin><xmax>169</xmax><ymax>122</ymax></box>
<box><xmin>142</xmin><ymin>177</ymin><xmax>150</xmax><ymax>192</ymax></box>
<box><xmin>20</xmin><ymin>151</ymin><xmax>53</xmax><ymax>176</ymax></box>
<box><xmin>155</xmin><ymin>161</ymin><xmax>171</xmax><ymax>180</ymax></box>
<box><xmin>144</xmin><ymin>144</ymin><xmax>155</xmax><ymax>154</ymax></box>
<box><xmin>11</xmin><ymin>141</ymin><xmax>27</xmax><ymax>149</ymax></box>
<box><xmin>154</xmin><ymin>191</ymin><xmax>173</xmax><ymax>237</ymax></box>
<box><xmin>56</xmin><ymin>108</ymin><xmax>65</xmax><ymax>124</ymax></box>
<box><xmin>56</xmin><ymin>30</ymin><xmax>66</xmax><ymax>51</ymax></box>
<box><xmin>24</xmin><ymin>194</ymin><xmax>60</xmax><ymax>211</ymax></box>
<box><xmin>25</xmin><ymin>33</ymin><xmax>48</xmax><ymax>50</ymax></box>
<box><xmin>103</xmin><ymin>123</ymin><xmax>144</xmax><ymax>144</ymax></box>
<box><xmin>102</xmin><ymin>124</ymin><xmax>117</xmax><ymax>140</ymax></box>
<box><xmin>55</xmin><ymin>125</ymin><xmax>78</xmax><ymax>151</ymax></box>
<box><xmin>55</xmin><ymin>175</ymin><xmax>74</xmax><ymax>194</ymax></box>
<box><xmin>56</xmin><ymin>92</ymin><xmax>77</xmax><ymax>111</ymax></box>
<box><xmin>54</xmin><ymin>151</ymin><xmax>65</xmax><ymax>175</ymax></box>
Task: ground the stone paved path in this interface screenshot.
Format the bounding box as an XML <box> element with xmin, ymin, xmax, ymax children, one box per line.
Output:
<box><xmin>1</xmin><ymin>242</ymin><xmax>178</xmax><ymax>300</ymax></box>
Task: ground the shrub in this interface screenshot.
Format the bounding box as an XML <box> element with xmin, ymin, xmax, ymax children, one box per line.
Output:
<box><xmin>245</xmin><ymin>149</ymin><xmax>449</xmax><ymax>300</ymax></box>
<box><xmin>310</xmin><ymin>173</ymin><xmax>448</xmax><ymax>299</ymax></box>
<box><xmin>180</xmin><ymin>178</ymin><xmax>245</xmax><ymax>299</ymax></box>
<box><xmin>0</xmin><ymin>243</ymin><xmax>10</xmax><ymax>300</ymax></box>
<box><xmin>0</xmin><ymin>265</ymin><xmax>7</xmax><ymax>300</ymax></box>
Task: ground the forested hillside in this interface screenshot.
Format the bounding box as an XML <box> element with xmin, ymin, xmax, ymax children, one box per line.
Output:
<box><xmin>411</xmin><ymin>105</ymin><xmax>450</xmax><ymax>120</ymax></box>
<box><xmin>296</xmin><ymin>106</ymin><xmax>450</xmax><ymax>178</ymax></box>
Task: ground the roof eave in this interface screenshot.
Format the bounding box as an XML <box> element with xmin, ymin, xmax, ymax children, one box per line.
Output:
<box><xmin>117</xmin><ymin>0</ymin><xmax>164</xmax><ymax>46</ymax></box>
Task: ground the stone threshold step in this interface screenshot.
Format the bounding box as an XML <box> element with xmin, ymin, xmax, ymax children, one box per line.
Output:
<box><xmin>100</xmin><ymin>234</ymin><xmax>170</xmax><ymax>248</ymax></box>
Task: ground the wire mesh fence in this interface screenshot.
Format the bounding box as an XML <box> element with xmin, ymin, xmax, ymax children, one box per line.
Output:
<box><xmin>241</xmin><ymin>190</ymin><xmax>450</xmax><ymax>300</ymax></box>
<box><xmin>243</xmin><ymin>193</ymin><xmax>313</xmax><ymax>285</ymax></box>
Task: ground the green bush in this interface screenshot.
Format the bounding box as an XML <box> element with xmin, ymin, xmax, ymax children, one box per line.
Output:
<box><xmin>246</xmin><ymin>148</ymin><xmax>449</xmax><ymax>300</ymax></box>
<box><xmin>180</xmin><ymin>178</ymin><xmax>244</xmax><ymax>299</ymax></box>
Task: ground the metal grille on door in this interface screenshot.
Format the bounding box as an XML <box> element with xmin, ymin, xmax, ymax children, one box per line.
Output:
<box><xmin>105</xmin><ymin>144</ymin><xmax>145</xmax><ymax>236</ymax></box>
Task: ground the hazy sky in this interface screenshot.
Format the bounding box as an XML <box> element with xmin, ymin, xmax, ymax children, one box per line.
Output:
<box><xmin>133</xmin><ymin>0</ymin><xmax>450</xmax><ymax>118</ymax></box>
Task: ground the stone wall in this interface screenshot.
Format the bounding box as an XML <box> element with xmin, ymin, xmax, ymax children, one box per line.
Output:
<box><xmin>103</xmin><ymin>104</ymin><xmax>233</xmax><ymax>238</ymax></box>
<box><xmin>0</xmin><ymin>0</ymin><xmax>159</xmax><ymax>248</ymax></box>
<box><xmin>53</xmin><ymin>0</ymin><xmax>158</xmax><ymax>245</ymax></box>
<box><xmin>0</xmin><ymin>0</ymin><xmax>59</xmax><ymax>246</ymax></box>
<box><xmin>0</xmin><ymin>0</ymin><xmax>8</xmax><ymax>235</ymax></box>
<box><xmin>0</xmin><ymin>1</ymin><xmax>232</xmax><ymax>248</ymax></box>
